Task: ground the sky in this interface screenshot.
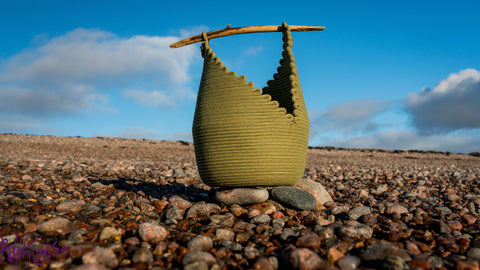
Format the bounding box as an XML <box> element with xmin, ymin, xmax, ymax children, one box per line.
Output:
<box><xmin>1</xmin><ymin>0</ymin><xmax>479</xmax><ymax>153</ymax></box>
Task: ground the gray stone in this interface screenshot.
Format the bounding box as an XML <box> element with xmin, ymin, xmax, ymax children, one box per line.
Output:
<box><xmin>431</xmin><ymin>219</ymin><xmax>452</xmax><ymax>234</ymax></box>
<box><xmin>83</xmin><ymin>204</ymin><xmax>102</xmax><ymax>215</ymax></box>
<box><xmin>337</xmin><ymin>255</ymin><xmax>361</xmax><ymax>270</ymax></box>
<box><xmin>221</xmin><ymin>239</ymin><xmax>243</xmax><ymax>252</ymax></box>
<box><xmin>271</xmin><ymin>186</ymin><xmax>317</xmax><ymax>210</ymax></box>
<box><xmin>427</xmin><ymin>256</ymin><xmax>443</xmax><ymax>268</ymax></box>
<box><xmin>295</xmin><ymin>178</ymin><xmax>333</xmax><ymax>206</ymax></box>
<box><xmin>244</xmin><ymin>246</ymin><xmax>260</xmax><ymax>260</ymax></box>
<box><xmin>451</xmin><ymin>171</ymin><xmax>462</xmax><ymax>179</ymax></box>
<box><xmin>268</xmin><ymin>256</ymin><xmax>279</xmax><ymax>270</ymax></box>
<box><xmin>82</xmin><ymin>247</ymin><xmax>119</xmax><ymax>268</ymax></box>
<box><xmin>37</xmin><ymin>217</ymin><xmax>75</xmax><ymax>236</ymax></box>
<box><xmin>283</xmin><ymin>248</ymin><xmax>325</xmax><ymax>270</ymax></box>
<box><xmin>360</xmin><ymin>244</ymin><xmax>411</xmax><ymax>261</ymax></box>
<box><xmin>337</xmin><ymin>224</ymin><xmax>373</xmax><ymax>239</ymax></box>
<box><xmin>215</xmin><ymin>188</ymin><xmax>269</xmax><ymax>205</ymax></box>
<box><xmin>132</xmin><ymin>248</ymin><xmax>154</xmax><ymax>263</ymax></box>
<box><xmin>317</xmin><ymin>227</ymin><xmax>336</xmax><ymax>243</ymax></box>
<box><xmin>331</xmin><ymin>205</ymin><xmax>350</xmax><ymax>215</ymax></box>
<box><xmin>402</xmin><ymin>192</ymin><xmax>418</xmax><ymax>199</ymax></box>
<box><xmin>215</xmin><ymin>228</ymin><xmax>234</xmax><ymax>241</ymax></box>
<box><xmin>296</xmin><ymin>232</ymin><xmax>321</xmax><ymax>249</ymax></box>
<box><xmin>467</xmin><ymin>247</ymin><xmax>480</xmax><ymax>261</ymax></box>
<box><xmin>138</xmin><ymin>222</ymin><xmax>167</xmax><ymax>244</ymax></box>
<box><xmin>182</xmin><ymin>251</ymin><xmax>216</xmax><ymax>266</ymax></box>
<box><xmin>382</xmin><ymin>255</ymin><xmax>408</xmax><ymax>270</ymax></box>
<box><xmin>56</xmin><ymin>199</ymin><xmax>86</xmax><ymax>213</ymax></box>
<box><xmin>251</xmin><ymin>214</ymin><xmax>271</xmax><ymax>224</ymax></box>
<box><xmin>187</xmin><ymin>235</ymin><xmax>213</xmax><ymax>251</ymax></box>
<box><xmin>184</xmin><ymin>261</ymin><xmax>209</xmax><ymax>270</ymax></box>
<box><xmin>71</xmin><ymin>264</ymin><xmax>109</xmax><ymax>270</ymax></box>
<box><xmin>186</xmin><ymin>203</ymin><xmax>221</xmax><ymax>219</ymax></box>
<box><xmin>68</xmin><ymin>229</ymin><xmax>88</xmax><ymax>244</ymax></box>
<box><xmin>165</xmin><ymin>207</ymin><xmax>185</xmax><ymax>220</ymax></box>
<box><xmin>436</xmin><ymin>206</ymin><xmax>453</xmax><ymax>215</ymax></box>
<box><xmin>348</xmin><ymin>206</ymin><xmax>371</xmax><ymax>220</ymax></box>
<box><xmin>386</xmin><ymin>204</ymin><xmax>409</xmax><ymax>215</ymax></box>
<box><xmin>99</xmin><ymin>227</ymin><xmax>120</xmax><ymax>241</ymax></box>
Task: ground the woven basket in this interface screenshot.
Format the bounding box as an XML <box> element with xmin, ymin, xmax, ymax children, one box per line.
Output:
<box><xmin>192</xmin><ymin>22</ymin><xmax>310</xmax><ymax>187</ymax></box>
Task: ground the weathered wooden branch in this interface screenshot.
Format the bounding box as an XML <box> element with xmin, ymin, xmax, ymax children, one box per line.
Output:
<box><xmin>170</xmin><ymin>24</ymin><xmax>325</xmax><ymax>48</ymax></box>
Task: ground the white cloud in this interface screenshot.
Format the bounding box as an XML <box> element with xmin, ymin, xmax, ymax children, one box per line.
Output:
<box><xmin>406</xmin><ymin>68</ymin><xmax>480</xmax><ymax>134</ymax></box>
<box><xmin>311</xmin><ymin>99</ymin><xmax>390</xmax><ymax>134</ymax></box>
<box><xmin>325</xmin><ymin>129</ymin><xmax>480</xmax><ymax>153</ymax></box>
<box><xmin>0</xmin><ymin>27</ymin><xmax>199</xmax><ymax>132</ymax></box>
<box><xmin>0</xmin><ymin>28</ymin><xmax>196</xmax><ymax>85</ymax></box>
<box><xmin>122</xmin><ymin>89</ymin><xmax>175</xmax><ymax>107</ymax></box>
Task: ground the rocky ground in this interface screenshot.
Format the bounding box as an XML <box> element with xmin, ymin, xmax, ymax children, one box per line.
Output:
<box><xmin>1</xmin><ymin>133</ymin><xmax>480</xmax><ymax>270</ymax></box>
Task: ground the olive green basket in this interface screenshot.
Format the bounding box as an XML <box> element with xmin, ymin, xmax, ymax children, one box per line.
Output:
<box><xmin>192</xmin><ymin>23</ymin><xmax>310</xmax><ymax>187</ymax></box>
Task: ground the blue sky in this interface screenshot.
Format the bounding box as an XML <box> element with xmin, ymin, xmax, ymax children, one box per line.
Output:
<box><xmin>1</xmin><ymin>0</ymin><xmax>479</xmax><ymax>153</ymax></box>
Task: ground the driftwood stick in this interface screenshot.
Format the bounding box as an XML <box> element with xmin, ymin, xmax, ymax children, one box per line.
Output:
<box><xmin>170</xmin><ymin>24</ymin><xmax>325</xmax><ymax>48</ymax></box>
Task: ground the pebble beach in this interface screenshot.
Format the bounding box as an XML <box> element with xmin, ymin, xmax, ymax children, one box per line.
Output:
<box><xmin>1</xmin><ymin>133</ymin><xmax>480</xmax><ymax>270</ymax></box>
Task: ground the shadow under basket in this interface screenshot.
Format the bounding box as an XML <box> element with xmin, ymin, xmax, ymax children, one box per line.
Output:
<box><xmin>192</xmin><ymin>23</ymin><xmax>310</xmax><ymax>187</ymax></box>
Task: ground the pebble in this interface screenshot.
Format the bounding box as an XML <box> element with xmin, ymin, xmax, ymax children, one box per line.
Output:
<box><xmin>56</xmin><ymin>199</ymin><xmax>86</xmax><ymax>213</ymax></box>
<box><xmin>71</xmin><ymin>264</ymin><xmax>109</xmax><ymax>270</ymax></box>
<box><xmin>451</xmin><ymin>171</ymin><xmax>462</xmax><ymax>179</ymax></box>
<box><xmin>184</xmin><ymin>261</ymin><xmax>209</xmax><ymax>270</ymax></box>
<box><xmin>251</xmin><ymin>214</ymin><xmax>271</xmax><ymax>224</ymax></box>
<box><xmin>295</xmin><ymin>232</ymin><xmax>322</xmax><ymax>249</ymax></box>
<box><xmin>331</xmin><ymin>205</ymin><xmax>350</xmax><ymax>215</ymax></box>
<box><xmin>337</xmin><ymin>255</ymin><xmax>361</xmax><ymax>270</ymax></box>
<box><xmin>295</xmin><ymin>178</ymin><xmax>333</xmax><ymax>206</ymax></box>
<box><xmin>462</xmin><ymin>214</ymin><xmax>477</xmax><ymax>225</ymax></box>
<box><xmin>2</xmin><ymin>134</ymin><xmax>480</xmax><ymax>270</ymax></box>
<box><xmin>215</xmin><ymin>228</ymin><xmax>235</xmax><ymax>241</ymax></box>
<box><xmin>283</xmin><ymin>248</ymin><xmax>325</xmax><ymax>270</ymax></box>
<box><xmin>317</xmin><ymin>227</ymin><xmax>336</xmax><ymax>243</ymax></box>
<box><xmin>271</xmin><ymin>186</ymin><xmax>317</xmax><ymax>210</ymax></box>
<box><xmin>68</xmin><ymin>229</ymin><xmax>88</xmax><ymax>244</ymax></box>
<box><xmin>138</xmin><ymin>222</ymin><xmax>167</xmax><ymax>244</ymax></box>
<box><xmin>37</xmin><ymin>217</ymin><xmax>75</xmax><ymax>236</ymax></box>
<box><xmin>385</xmin><ymin>204</ymin><xmax>409</xmax><ymax>215</ymax></box>
<box><xmin>427</xmin><ymin>256</ymin><xmax>444</xmax><ymax>268</ymax></box>
<box><xmin>337</xmin><ymin>224</ymin><xmax>373</xmax><ymax>238</ymax></box>
<box><xmin>83</xmin><ymin>204</ymin><xmax>102</xmax><ymax>215</ymax></box>
<box><xmin>253</xmin><ymin>257</ymin><xmax>275</xmax><ymax>270</ymax></box>
<box><xmin>358</xmin><ymin>190</ymin><xmax>369</xmax><ymax>198</ymax></box>
<box><xmin>348</xmin><ymin>206</ymin><xmax>371</xmax><ymax>220</ymax></box>
<box><xmin>467</xmin><ymin>248</ymin><xmax>480</xmax><ymax>261</ymax></box>
<box><xmin>244</xmin><ymin>246</ymin><xmax>260</xmax><ymax>260</ymax></box>
<box><xmin>431</xmin><ymin>219</ymin><xmax>452</xmax><ymax>234</ymax></box>
<box><xmin>221</xmin><ymin>239</ymin><xmax>243</xmax><ymax>252</ymax></box>
<box><xmin>82</xmin><ymin>246</ymin><xmax>119</xmax><ymax>268</ymax></box>
<box><xmin>327</xmin><ymin>247</ymin><xmax>344</xmax><ymax>264</ymax></box>
<box><xmin>99</xmin><ymin>226</ymin><xmax>120</xmax><ymax>240</ymax></box>
<box><xmin>131</xmin><ymin>248</ymin><xmax>154</xmax><ymax>263</ymax></box>
<box><xmin>361</xmin><ymin>244</ymin><xmax>411</xmax><ymax>261</ymax></box>
<box><xmin>358</xmin><ymin>213</ymin><xmax>377</xmax><ymax>225</ymax></box>
<box><xmin>186</xmin><ymin>203</ymin><xmax>221</xmax><ymax>219</ymax></box>
<box><xmin>182</xmin><ymin>251</ymin><xmax>217</xmax><ymax>266</ymax></box>
<box><xmin>187</xmin><ymin>235</ymin><xmax>213</xmax><ymax>251</ymax></box>
<box><xmin>215</xmin><ymin>188</ymin><xmax>269</xmax><ymax>205</ymax></box>
<box><xmin>382</xmin><ymin>255</ymin><xmax>408</xmax><ymax>270</ymax></box>
<box><xmin>168</xmin><ymin>197</ymin><xmax>192</xmax><ymax>210</ymax></box>
<box><xmin>230</xmin><ymin>204</ymin><xmax>248</xmax><ymax>217</ymax></box>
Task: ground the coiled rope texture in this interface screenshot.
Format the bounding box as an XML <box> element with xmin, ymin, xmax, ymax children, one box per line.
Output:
<box><xmin>192</xmin><ymin>22</ymin><xmax>310</xmax><ymax>187</ymax></box>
